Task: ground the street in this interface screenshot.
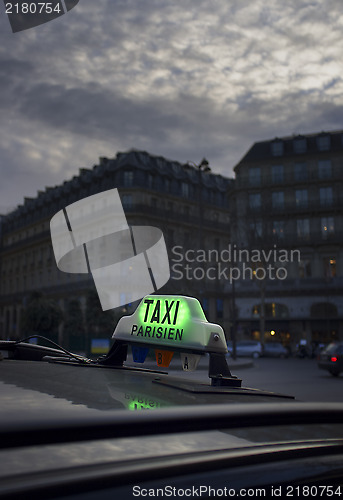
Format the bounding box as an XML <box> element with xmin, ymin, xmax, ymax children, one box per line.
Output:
<box><xmin>164</xmin><ymin>355</ymin><xmax>343</xmax><ymax>402</ymax></box>
<box><xmin>232</xmin><ymin>357</ymin><xmax>343</xmax><ymax>402</ymax></box>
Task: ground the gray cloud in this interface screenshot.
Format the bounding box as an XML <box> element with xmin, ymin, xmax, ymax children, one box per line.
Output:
<box><xmin>1</xmin><ymin>0</ymin><xmax>343</xmax><ymax>210</ymax></box>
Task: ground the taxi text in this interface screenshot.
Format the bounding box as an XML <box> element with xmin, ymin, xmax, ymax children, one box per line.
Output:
<box><xmin>142</xmin><ymin>299</ymin><xmax>180</xmax><ymax>325</ymax></box>
<box><xmin>130</xmin><ymin>324</ymin><xmax>183</xmax><ymax>341</ymax></box>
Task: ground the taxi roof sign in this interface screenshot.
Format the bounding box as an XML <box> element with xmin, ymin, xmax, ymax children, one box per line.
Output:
<box><xmin>112</xmin><ymin>295</ymin><xmax>228</xmax><ymax>354</ymax></box>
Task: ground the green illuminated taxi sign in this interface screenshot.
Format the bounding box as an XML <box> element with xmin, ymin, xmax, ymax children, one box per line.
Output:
<box><xmin>112</xmin><ymin>295</ymin><xmax>227</xmax><ymax>354</ymax></box>
<box><xmin>135</xmin><ymin>298</ymin><xmax>187</xmax><ymax>342</ymax></box>
<box><xmin>140</xmin><ymin>298</ymin><xmax>184</xmax><ymax>325</ymax></box>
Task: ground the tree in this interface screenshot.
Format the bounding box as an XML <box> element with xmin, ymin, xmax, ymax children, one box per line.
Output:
<box><xmin>63</xmin><ymin>299</ymin><xmax>85</xmax><ymax>351</ymax></box>
<box><xmin>84</xmin><ymin>289</ymin><xmax>124</xmax><ymax>356</ymax></box>
<box><xmin>85</xmin><ymin>290</ymin><xmax>117</xmax><ymax>338</ymax></box>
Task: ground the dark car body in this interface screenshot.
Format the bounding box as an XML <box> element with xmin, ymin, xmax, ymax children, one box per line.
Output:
<box><xmin>318</xmin><ymin>341</ymin><xmax>343</xmax><ymax>376</ymax></box>
<box><xmin>1</xmin><ymin>339</ymin><xmax>343</xmax><ymax>500</ymax></box>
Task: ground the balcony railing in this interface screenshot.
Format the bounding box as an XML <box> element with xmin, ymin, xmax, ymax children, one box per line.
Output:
<box><xmin>124</xmin><ymin>204</ymin><xmax>229</xmax><ymax>231</ymax></box>
<box><xmin>236</xmin><ymin>230</ymin><xmax>343</xmax><ymax>247</ymax></box>
<box><xmin>246</xmin><ymin>198</ymin><xmax>343</xmax><ymax>215</ymax></box>
<box><xmin>236</xmin><ymin>169</ymin><xmax>343</xmax><ymax>189</ymax></box>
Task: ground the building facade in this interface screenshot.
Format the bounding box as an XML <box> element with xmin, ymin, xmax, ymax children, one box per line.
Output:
<box><xmin>3</xmin><ymin>132</ymin><xmax>341</xmax><ymax>353</ymax></box>
<box><xmin>0</xmin><ymin>150</ymin><xmax>233</xmax><ymax>345</ymax></box>
<box><xmin>231</xmin><ymin>130</ymin><xmax>343</xmax><ymax>351</ymax></box>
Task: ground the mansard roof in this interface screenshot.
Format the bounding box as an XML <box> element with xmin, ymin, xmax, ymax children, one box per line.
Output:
<box><xmin>234</xmin><ymin>130</ymin><xmax>343</xmax><ymax>170</ymax></box>
<box><xmin>3</xmin><ymin>149</ymin><xmax>233</xmax><ymax>230</ymax></box>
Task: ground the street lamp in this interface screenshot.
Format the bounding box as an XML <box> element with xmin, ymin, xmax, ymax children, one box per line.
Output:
<box><xmin>184</xmin><ymin>158</ymin><xmax>212</xmax><ymax>308</ymax></box>
<box><xmin>197</xmin><ymin>158</ymin><xmax>211</xmax><ymax>250</ymax></box>
<box><xmin>186</xmin><ymin>158</ymin><xmax>211</xmax><ymax>249</ymax></box>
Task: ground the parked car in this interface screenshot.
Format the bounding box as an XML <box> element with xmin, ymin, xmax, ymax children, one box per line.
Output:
<box><xmin>317</xmin><ymin>341</ymin><xmax>343</xmax><ymax>377</ymax></box>
<box><xmin>227</xmin><ymin>340</ymin><xmax>262</xmax><ymax>358</ymax></box>
<box><xmin>263</xmin><ymin>342</ymin><xmax>289</xmax><ymax>358</ymax></box>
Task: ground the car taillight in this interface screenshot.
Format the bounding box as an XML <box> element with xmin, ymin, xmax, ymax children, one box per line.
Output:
<box><xmin>331</xmin><ymin>357</ymin><xmax>338</xmax><ymax>362</ymax></box>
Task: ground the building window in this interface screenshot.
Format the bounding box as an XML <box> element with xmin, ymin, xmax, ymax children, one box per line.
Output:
<box><xmin>147</xmin><ymin>174</ymin><xmax>154</xmax><ymax>189</ymax></box>
<box><xmin>252</xmin><ymin>305</ymin><xmax>259</xmax><ymax>316</ymax></box>
<box><xmin>317</xmin><ymin>134</ymin><xmax>331</xmax><ymax>151</ymax></box>
<box><xmin>138</xmin><ymin>152</ymin><xmax>149</xmax><ymax>165</ymax></box>
<box><xmin>164</xmin><ymin>178</ymin><xmax>171</xmax><ymax>192</ymax></box>
<box><xmin>249</xmin><ymin>167</ymin><xmax>261</xmax><ymax>186</ymax></box>
<box><xmin>181</xmin><ymin>182</ymin><xmax>189</xmax><ymax>198</ymax></box>
<box><xmin>271</xmin><ymin>140</ymin><xmax>284</xmax><ymax>156</ymax></box>
<box><xmin>151</xmin><ymin>197</ymin><xmax>157</xmax><ymax>208</ymax></box>
<box><xmin>272</xmin><ymin>165</ymin><xmax>284</xmax><ymax>183</ymax></box>
<box><xmin>121</xmin><ymin>194</ymin><xmax>132</xmax><ymax>209</ymax></box>
<box><xmin>272</xmin><ymin>191</ymin><xmax>284</xmax><ymax>209</ymax></box>
<box><xmin>202</xmin><ymin>298</ymin><xmax>209</xmax><ymax>317</ymax></box>
<box><xmin>123</xmin><ymin>170</ymin><xmax>134</xmax><ymax>186</ymax></box>
<box><xmin>319</xmin><ymin>187</ymin><xmax>333</xmax><ymax>207</ymax></box>
<box><xmin>250</xmin><ymin>221</ymin><xmax>263</xmax><ymax>238</ymax></box>
<box><xmin>216</xmin><ymin>192</ymin><xmax>224</xmax><ymax>206</ymax></box>
<box><xmin>293</xmin><ymin>137</ymin><xmax>307</xmax><ymax>154</ymax></box>
<box><xmin>255</xmin><ymin>221</ymin><xmax>263</xmax><ymax>238</ymax></box>
<box><xmin>321</xmin><ymin>217</ymin><xmax>334</xmax><ymax>239</ymax></box>
<box><xmin>216</xmin><ymin>298</ymin><xmax>223</xmax><ymax>318</ymax></box>
<box><xmin>323</xmin><ymin>258</ymin><xmax>336</xmax><ymax>278</ymax></box>
<box><xmin>294</xmin><ymin>162</ymin><xmax>307</xmax><ymax>181</ymax></box>
<box><xmin>273</xmin><ymin>221</ymin><xmax>284</xmax><ymax>239</ymax></box>
<box><xmin>297</xmin><ymin>219</ymin><xmax>310</xmax><ymax>240</ymax></box>
<box><xmin>299</xmin><ymin>260</ymin><xmax>312</xmax><ymax>278</ymax></box>
<box><xmin>295</xmin><ymin>189</ymin><xmax>308</xmax><ymax>208</ymax></box>
<box><xmin>318</xmin><ymin>160</ymin><xmax>332</xmax><ymax>179</ymax></box>
<box><xmin>252</xmin><ymin>303</ymin><xmax>289</xmax><ymax>318</ymax></box>
<box><xmin>249</xmin><ymin>193</ymin><xmax>261</xmax><ymax>210</ymax></box>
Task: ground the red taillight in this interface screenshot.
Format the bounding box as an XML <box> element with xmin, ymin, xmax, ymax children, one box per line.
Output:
<box><xmin>331</xmin><ymin>357</ymin><xmax>338</xmax><ymax>362</ymax></box>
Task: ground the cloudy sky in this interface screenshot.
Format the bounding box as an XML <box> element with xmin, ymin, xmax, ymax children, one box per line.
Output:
<box><xmin>1</xmin><ymin>0</ymin><xmax>342</xmax><ymax>212</ymax></box>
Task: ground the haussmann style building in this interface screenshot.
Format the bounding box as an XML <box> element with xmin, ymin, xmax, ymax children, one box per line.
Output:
<box><xmin>0</xmin><ymin>150</ymin><xmax>233</xmax><ymax>350</ymax></box>
<box><xmin>230</xmin><ymin>130</ymin><xmax>343</xmax><ymax>352</ymax></box>
<box><xmin>1</xmin><ymin>131</ymin><xmax>342</xmax><ymax>355</ymax></box>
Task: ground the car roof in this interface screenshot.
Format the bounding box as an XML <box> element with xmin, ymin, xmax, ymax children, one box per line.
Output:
<box><xmin>0</xmin><ymin>355</ymin><xmax>294</xmax><ymax>421</ymax></box>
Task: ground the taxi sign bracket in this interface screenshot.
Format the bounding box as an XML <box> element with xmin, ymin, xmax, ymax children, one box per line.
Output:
<box><xmin>97</xmin><ymin>339</ymin><xmax>242</xmax><ymax>387</ymax></box>
<box><xmin>98</xmin><ymin>341</ymin><xmax>127</xmax><ymax>366</ymax></box>
<box><xmin>209</xmin><ymin>353</ymin><xmax>242</xmax><ymax>387</ymax></box>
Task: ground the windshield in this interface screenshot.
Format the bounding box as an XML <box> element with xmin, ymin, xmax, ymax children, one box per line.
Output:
<box><xmin>1</xmin><ymin>0</ymin><xmax>342</xmax><ymax>398</ymax></box>
<box><xmin>323</xmin><ymin>343</ymin><xmax>343</xmax><ymax>355</ymax></box>
<box><xmin>0</xmin><ymin>3</ymin><xmax>343</xmax><ymax>496</ymax></box>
